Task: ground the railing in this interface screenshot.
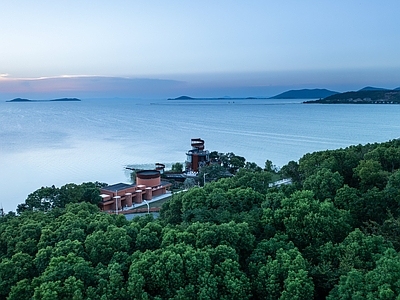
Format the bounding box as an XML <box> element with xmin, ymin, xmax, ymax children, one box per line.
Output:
<box><xmin>268</xmin><ymin>178</ymin><xmax>292</xmax><ymax>187</ymax></box>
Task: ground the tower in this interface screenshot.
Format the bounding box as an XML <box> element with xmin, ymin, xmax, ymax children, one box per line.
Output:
<box><xmin>185</xmin><ymin>138</ymin><xmax>210</xmax><ymax>172</ymax></box>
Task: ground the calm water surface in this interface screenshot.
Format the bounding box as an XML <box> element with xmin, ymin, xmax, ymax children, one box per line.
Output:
<box><xmin>1</xmin><ymin>98</ymin><xmax>399</xmax><ymax>212</ymax></box>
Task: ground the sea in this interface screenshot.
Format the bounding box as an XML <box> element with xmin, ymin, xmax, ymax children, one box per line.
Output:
<box><xmin>1</xmin><ymin>98</ymin><xmax>399</xmax><ymax>213</ymax></box>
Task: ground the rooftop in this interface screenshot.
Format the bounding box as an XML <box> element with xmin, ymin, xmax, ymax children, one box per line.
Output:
<box><xmin>136</xmin><ymin>169</ymin><xmax>160</xmax><ymax>177</ymax></box>
<box><xmin>101</xmin><ymin>183</ymin><xmax>135</xmax><ymax>192</ymax></box>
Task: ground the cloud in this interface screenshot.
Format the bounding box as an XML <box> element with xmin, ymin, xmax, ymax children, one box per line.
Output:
<box><xmin>0</xmin><ymin>76</ymin><xmax>187</xmax><ymax>99</ymax></box>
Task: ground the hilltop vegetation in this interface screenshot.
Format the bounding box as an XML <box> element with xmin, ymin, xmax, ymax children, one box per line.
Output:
<box><xmin>305</xmin><ymin>89</ymin><xmax>400</xmax><ymax>104</ymax></box>
<box><xmin>2</xmin><ymin>140</ymin><xmax>400</xmax><ymax>298</ymax></box>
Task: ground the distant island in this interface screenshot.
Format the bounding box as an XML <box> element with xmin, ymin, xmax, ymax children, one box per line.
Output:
<box><xmin>169</xmin><ymin>96</ymin><xmax>194</xmax><ymax>100</ymax></box>
<box><xmin>304</xmin><ymin>88</ymin><xmax>400</xmax><ymax>104</ymax></box>
<box><xmin>269</xmin><ymin>88</ymin><xmax>339</xmax><ymax>99</ymax></box>
<box><xmin>167</xmin><ymin>95</ymin><xmax>267</xmax><ymax>100</ymax></box>
<box><xmin>169</xmin><ymin>89</ymin><xmax>339</xmax><ymax>101</ymax></box>
<box><xmin>6</xmin><ymin>98</ymin><xmax>81</xmax><ymax>102</ymax></box>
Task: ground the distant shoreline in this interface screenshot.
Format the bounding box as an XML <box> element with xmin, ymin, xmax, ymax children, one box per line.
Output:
<box><xmin>167</xmin><ymin>96</ymin><xmax>267</xmax><ymax>100</ymax></box>
<box><xmin>6</xmin><ymin>98</ymin><xmax>81</xmax><ymax>102</ymax></box>
<box><xmin>303</xmin><ymin>89</ymin><xmax>400</xmax><ymax>104</ymax></box>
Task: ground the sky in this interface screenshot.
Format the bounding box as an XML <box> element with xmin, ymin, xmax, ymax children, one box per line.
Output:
<box><xmin>1</xmin><ymin>1</ymin><xmax>400</xmax><ymax>99</ymax></box>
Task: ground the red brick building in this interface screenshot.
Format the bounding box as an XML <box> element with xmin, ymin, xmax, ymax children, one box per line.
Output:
<box><xmin>99</xmin><ymin>170</ymin><xmax>171</xmax><ymax>212</ymax></box>
<box><xmin>185</xmin><ymin>138</ymin><xmax>210</xmax><ymax>172</ymax></box>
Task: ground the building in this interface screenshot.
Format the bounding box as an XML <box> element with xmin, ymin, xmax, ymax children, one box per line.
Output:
<box><xmin>99</xmin><ymin>169</ymin><xmax>171</xmax><ymax>212</ymax></box>
<box><xmin>100</xmin><ymin>138</ymin><xmax>209</xmax><ymax>212</ymax></box>
<box><xmin>185</xmin><ymin>138</ymin><xmax>210</xmax><ymax>172</ymax></box>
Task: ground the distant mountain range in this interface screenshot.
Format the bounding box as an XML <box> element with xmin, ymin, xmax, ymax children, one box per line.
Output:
<box><xmin>269</xmin><ymin>88</ymin><xmax>339</xmax><ymax>99</ymax></box>
<box><xmin>168</xmin><ymin>86</ymin><xmax>400</xmax><ymax>102</ymax></box>
<box><xmin>358</xmin><ymin>86</ymin><xmax>389</xmax><ymax>91</ymax></box>
<box><xmin>168</xmin><ymin>89</ymin><xmax>340</xmax><ymax>100</ymax></box>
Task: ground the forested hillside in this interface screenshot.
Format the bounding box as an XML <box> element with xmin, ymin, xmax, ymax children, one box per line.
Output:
<box><xmin>2</xmin><ymin>139</ymin><xmax>400</xmax><ymax>299</ymax></box>
<box><xmin>304</xmin><ymin>89</ymin><xmax>400</xmax><ymax>104</ymax></box>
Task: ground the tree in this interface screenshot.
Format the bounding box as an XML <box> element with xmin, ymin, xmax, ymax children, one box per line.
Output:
<box><xmin>101</xmin><ymin>263</ymin><xmax>129</xmax><ymax>299</ymax></box>
<box><xmin>17</xmin><ymin>183</ymin><xmax>103</xmax><ymax>213</ymax></box>
<box><xmin>328</xmin><ymin>248</ymin><xmax>400</xmax><ymax>299</ymax></box>
<box><xmin>159</xmin><ymin>193</ymin><xmax>184</xmax><ymax>225</ymax></box>
<box><xmin>181</xmin><ymin>187</ymin><xmax>208</xmax><ymax>212</ymax></box>
<box><xmin>280</xmin><ymin>269</ymin><xmax>315</xmax><ymax>300</ymax></box>
<box><xmin>264</xmin><ymin>159</ymin><xmax>277</xmax><ymax>173</ymax></box>
<box><xmin>171</xmin><ymin>162</ymin><xmax>184</xmax><ymax>173</ymax></box>
<box><xmin>183</xmin><ymin>177</ymin><xmax>196</xmax><ymax>189</ymax></box>
<box><xmin>280</xmin><ymin>161</ymin><xmax>301</xmax><ymax>184</ymax></box>
<box><xmin>7</xmin><ymin>279</ymin><xmax>34</xmax><ymax>300</ymax></box>
<box><xmin>360</xmin><ymin>188</ymin><xmax>392</xmax><ymax>224</ymax></box>
<box><xmin>0</xmin><ymin>252</ymin><xmax>36</xmax><ymax>297</ymax></box>
<box><xmin>364</xmin><ymin>144</ymin><xmax>400</xmax><ymax>173</ymax></box>
<box><xmin>251</xmin><ymin>247</ymin><xmax>314</xmax><ymax>299</ymax></box>
<box><xmin>198</xmin><ymin>164</ymin><xmax>231</xmax><ymax>186</ymax></box>
<box><xmin>354</xmin><ymin>159</ymin><xmax>390</xmax><ymax>191</ymax></box>
<box><xmin>337</xmin><ymin>229</ymin><xmax>391</xmax><ymax>274</ymax></box>
<box><xmin>33</xmin><ymin>253</ymin><xmax>95</xmax><ymax>299</ymax></box>
<box><xmin>232</xmin><ymin>168</ymin><xmax>272</xmax><ymax>194</ymax></box>
<box><xmin>228</xmin><ymin>154</ymin><xmax>246</xmax><ymax>174</ymax></box>
<box><xmin>33</xmin><ymin>276</ymin><xmax>85</xmax><ymax>300</ymax></box>
<box><xmin>37</xmin><ymin>210</ymin><xmax>89</xmax><ymax>249</ymax></box>
<box><xmin>303</xmin><ymin>168</ymin><xmax>344</xmax><ymax>201</ymax></box>
<box><xmin>209</xmin><ymin>151</ymin><xmax>220</xmax><ymax>163</ymax></box>
<box><xmin>334</xmin><ymin>185</ymin><xmax>360</xmax><ymax>211</ymax></box>
<box><xmin>187</xmin><ymin>221</ymin><xmax>255</xmax><ymax>258</ymax></box>
<box><xmin>245</xmin><ymin>162</ymin><xmax>262</xmax><ymax>172</ymax></box>
<box><xmin>136</xmin><ymin>222</ymin><xmax>163</xmax><ymax>251</ymax></box>
<box><xmin>310</xmin><ymin>229</ymin><xmax>393</xmax><ymax>298</ymax></box>
<box><xmin>128</xmin><ymin>244</ymin><xmax>251</xmax><ymax>299</ymax></box>
<box><xmin>85</xmin><ymin>225</ymin><xmax>131</xmax><ymax>265</ymax></box>
<box><xmin>384</xmin><ymin>170</ymin><xmax>400</xmax><ymax>209</ymax></box>
<box><xmin>218</xmin><ymin>152</ymin><xmax>246</xmax><ymax>174</ymax></box>
<box><xmin>19</xmin><ymin>186</ymin><xmax>59</xmax><ymax>212</ymax></box>
<box><xmin>56</xmin><ymin>183</ymin><xmax>84</xmax><ymax>207</ymax></box>
<box><xmin>265</xmin><ymin>190</ymin><xmax>352</xmax><ymax>251</ymax></box>
<box><xmin>367</xmin><ymin>214</ymin><xmax>400</xmax><ymax>251</ymax></box>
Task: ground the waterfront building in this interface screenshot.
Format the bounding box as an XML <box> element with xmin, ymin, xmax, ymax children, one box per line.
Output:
<box><xmin>99</xmin><ymin>170</ymin><xmax>171</xmax><ymax>212</ymax></box>
<box><xmin>185</xmin><ymin>138</ymin><xmax>210</xmax><ymax>172</ymax></box>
